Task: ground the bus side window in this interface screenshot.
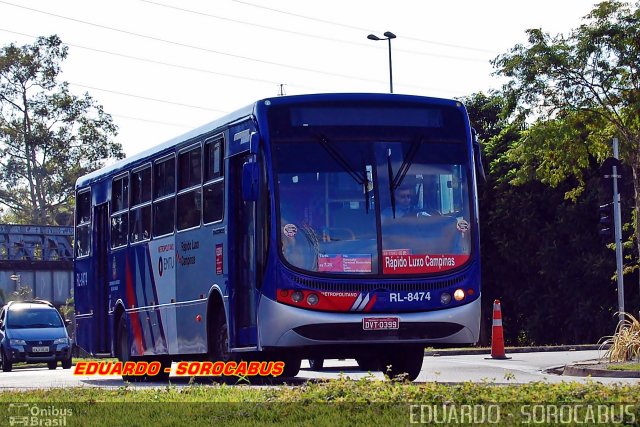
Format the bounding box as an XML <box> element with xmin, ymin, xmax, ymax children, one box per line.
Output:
<box><xmin>130</xmin><ymin>166</ymin><xmax>151</xmax><ymax>243</ymax></box>
<box><xmin>153</xmin><ymin>156</ymin><xmax>176</xmax><ymax>237</ymax></box>
<box><xmin>110</xmin><ymin>175</ymin><xmax>129</xmax><ymax>249</ymax></box>
<box><xmin>75</xmin><ymin>189</ymin><xmax>91</xmax><ymax>257</ymax></box>
<box><xmin>177</xmin><ymin>145</ymin><xmax>202</xmax><ymax>231</ymax></box>
<box><xmin>203</xmin><ymin>137</ymin><xmax>224</xmax><ymax>224</ymax></box>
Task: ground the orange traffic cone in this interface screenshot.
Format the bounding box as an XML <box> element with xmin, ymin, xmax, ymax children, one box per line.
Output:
<box><xmin>490</xmin><ymin>299</ymin><xmax>510</xmax><ymax>359</ymax></box>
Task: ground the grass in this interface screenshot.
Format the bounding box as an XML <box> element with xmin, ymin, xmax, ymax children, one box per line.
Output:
<box><xmin>1</xmin><ymin>378</ymin><xmax>640</xmax><ymax>425</ymax></box>
<box><xmin>607</xmin><ymin>363</ymin><xmax>640</xmax><ymax>371</ymax></box>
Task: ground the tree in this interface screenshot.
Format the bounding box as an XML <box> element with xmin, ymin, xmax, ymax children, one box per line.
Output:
<box><xmin>492</xmin><ymin>0</ymin><xmax>640</xmax><ymax>266</ymax></box>
<box><xmin>0</xmin><ymin>35</ymin><xmax>123</xmax><ymax>225</ymax></box>
<box><xmin>463</xmin><ymin>92</ymin><xmax>620</xmax><ymax>345</ymax></box>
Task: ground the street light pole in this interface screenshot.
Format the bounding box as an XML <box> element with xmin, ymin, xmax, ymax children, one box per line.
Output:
<box><xmin>367</xmin><ymin>31</ymin><xmax>396</xmax><ymax>93</ymax></box>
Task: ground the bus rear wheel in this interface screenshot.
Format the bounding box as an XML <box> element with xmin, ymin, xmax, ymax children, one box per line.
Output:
<box><xmin>211</xmin><ymin>310</ymin><xmax>232</xmax><ymax>363</ymax></box>
<box><xmin>117</xmin><ymin>314</ymin><xmax>144</xmax><ymax>382</ymax></box>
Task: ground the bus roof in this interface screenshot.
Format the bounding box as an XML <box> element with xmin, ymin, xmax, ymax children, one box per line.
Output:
<box><xmin>75</xmin><ymin>93</ymin><xmax>464</xmax><ymax>188</ymax></box>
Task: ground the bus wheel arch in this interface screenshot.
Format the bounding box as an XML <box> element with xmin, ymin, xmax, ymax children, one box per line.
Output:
<box><xmin>206</xmin><ymin>291</ymin><xmax>230</xmax><ymax>361</ymax></box>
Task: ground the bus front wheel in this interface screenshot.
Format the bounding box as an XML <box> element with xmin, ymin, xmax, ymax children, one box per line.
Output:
<box><xmin>382</xmin><ymin>346</ymin><xmax>424</xmax><ymax>382</ymax></box>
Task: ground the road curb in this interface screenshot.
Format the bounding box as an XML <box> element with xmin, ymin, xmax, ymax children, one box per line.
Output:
<box><xmin>561</xmin><ymin>361</ymin><xmax>640</xmax><ymax>378</ymax></box>
<box><xmin>425</xmin><ymin>344</ymin><xmax>603</xmax><ymax>357</ymax></box>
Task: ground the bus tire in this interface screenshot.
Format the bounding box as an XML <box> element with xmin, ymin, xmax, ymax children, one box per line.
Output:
<box><xmin>212</xmin><ymin>310</ymin><xmax>232</xmax><ymax>363</ymax></box>
<box><xmin>356</xmin><ymin>355</ymin><xmax>381</xmax><ymax>372</ymax></box>
<box><xmin>382</xmin><ymin>346</ymin><xmax>424</xmax><ymax>382</ymax></box>
<box><xmin>308</xmin><ymin>358</ymin><xmax>324</xmax><ymax>370</ymax></box>
<box><xmin>281</xmin><ymin>356</ymin><xmax>301</xmax><ymax>378</ymax></box>
<box><xmin>117</xmin><ymin>314</ymin><xmax>144</xmax><ymax>382</ymax></box>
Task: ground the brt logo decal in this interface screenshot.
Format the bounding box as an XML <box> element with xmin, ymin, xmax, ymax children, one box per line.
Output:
<box><xmin>158</xmin><ymin>255</ymin><xmax>174</xmax><ymax>277</ymax></box>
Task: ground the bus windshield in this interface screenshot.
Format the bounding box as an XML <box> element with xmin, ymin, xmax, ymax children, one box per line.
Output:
<box><xmin>272</xmin><ymin>128</ymin><xmax>472</xmax><ymax>276</ymax></box>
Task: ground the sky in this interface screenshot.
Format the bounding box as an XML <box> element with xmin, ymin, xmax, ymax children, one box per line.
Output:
<box><xmin>0</xmin><ymin>0</ymin><xmax>599</xmax><ymax>157</ymax></box>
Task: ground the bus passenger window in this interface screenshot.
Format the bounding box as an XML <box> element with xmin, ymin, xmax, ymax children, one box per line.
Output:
<box><xmin>110</xmin><ymin>213</ymin><xmax>128</xmax><ymax>248</ymax></box>
<box><xmin>203</xmin><ymin>182</ymin><xmax>224</xmax><ymax>224</ymax></box>
<box><xmin>154</xmin><ymin>157</ymin><xmax>175</xmax><ymax>199</ymax></box>
<box><xmin>204</xmin><ymin>138</ymin><xmax>224</xmax><ymax>181</ymax></box>
<box><xmin>110</xmin><ymin>175</ymin><xmax>129</xmax><ymax>249</ymax></box>
<box><xmin>177</xmin><ymin>189</ymin><xmax>201</xmax><ymax>230</ymax></box>
<box><xmin>75</xmin><ymin>189</ymin><xmax>91</xmax><ymax>257</ymax></box>
<box><xmin>129</xmin><ymin>205</ymin><xmax>151</xmax><ymax>242</ymax></box>
<box><xmin>153</xmin><ymin>198</ymin><xmax>175</xmax><ymax>237</ymax></box>
<box><xmin>131</xmin><ymin>166</ymin><xmax>151</xmax><ymax>205</ymax></box>
<box><xmin>111</xmin><ymin>175</ymin><xmax>129</xmax><ymax>213</ymax></box>
<box><xmin>179</xmin><ymin>146</ymin><xmax>201</xmax><ymax>190</ymax></box>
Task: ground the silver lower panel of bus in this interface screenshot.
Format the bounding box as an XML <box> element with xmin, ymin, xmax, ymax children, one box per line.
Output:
<box><xmin>257</xmin><ymin>295</ymin><xmax>480</xmax><ymax>348</ymax></box>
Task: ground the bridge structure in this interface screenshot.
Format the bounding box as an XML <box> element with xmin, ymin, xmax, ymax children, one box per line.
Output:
<box><xmin>0</xmin><ymin>224</ymin><xmax>73</xmax><ymax>306</ymax></box>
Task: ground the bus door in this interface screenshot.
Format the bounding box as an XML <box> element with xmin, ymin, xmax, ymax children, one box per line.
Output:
<box><xmin>93</xmin><ymin>202</ymin><xmax>110</xmax><ymax>353</ymax></box>
<box><xmin>229</xmin><ymin>154</ymin><xmax>258</xmax><ymax>348</ymax></box>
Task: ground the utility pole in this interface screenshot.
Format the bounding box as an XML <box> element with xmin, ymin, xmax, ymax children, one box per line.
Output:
<box><xmin>612</xmin><ymin>138</ymin><xmax>625</xmax><ymax>322</ymax></box>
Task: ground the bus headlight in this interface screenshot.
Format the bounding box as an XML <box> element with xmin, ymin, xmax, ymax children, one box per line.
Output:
<box><xmin>440</xmin><ymin>293</ymin><xmax>451</xmax><ymax>305</ymax></box>
<box><xmin>291</xmin><ymin>291</ymin><xmax>304</xmax><ymax>303</ymax></box>
<box><xmin>306</xmin><ymin>293</ymin><xmax>319</xmax><ymax>306</ymax></box>
<box><xmin>454</xmin><ymin>289</ymin><xmax>465</xmax><ymax>301</ymax></box>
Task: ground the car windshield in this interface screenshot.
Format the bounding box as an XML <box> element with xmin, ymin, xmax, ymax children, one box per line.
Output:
<box><xmin>7</xmin><ymin>308</ymin><xmax>63</xmax><ymax>328</ymax></box>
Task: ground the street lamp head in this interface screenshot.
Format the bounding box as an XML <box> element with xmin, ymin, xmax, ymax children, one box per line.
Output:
<box><xmin>367</xmin><ymin>34</ymin><xmax>381</xmax><ymax>41</ymax></box>
<box><xmin>383</xmin><ymin>31</ymin><xmax>396</xmax><ymax>39</ymax></box>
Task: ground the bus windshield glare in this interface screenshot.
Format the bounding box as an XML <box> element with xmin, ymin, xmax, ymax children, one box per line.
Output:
<box><xmin>271</xmin><ymin>104</ymin><xmax>472</xmax><ymax>276</ymax></box>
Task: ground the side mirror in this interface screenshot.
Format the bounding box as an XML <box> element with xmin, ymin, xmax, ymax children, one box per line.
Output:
<box><xmin>242</xmin><ymin>161</ymin><xmax>260</xmax><ymax>201</ymax></box>
<box><xmin>472</xmin><ymin>129</ymin><xmax>486</xmax><ymax>184</ymax></box>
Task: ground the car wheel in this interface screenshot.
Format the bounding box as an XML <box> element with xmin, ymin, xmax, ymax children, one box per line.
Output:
<box><xmin>1</xmin><ymin>348</ymin><xmax>12</xmax><ymax>372</ymax></box>
<box><xmin>62</xmin><ymin>356</ymin><xmax>72</xmax><ymax>370</ymax></box>
<box><xmin>48</xmin><ymin>361</ymin><xmax>57</xmax><ymax>370</ymax></box>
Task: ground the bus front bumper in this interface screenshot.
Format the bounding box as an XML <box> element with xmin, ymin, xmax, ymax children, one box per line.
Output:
<box><xmin>257</xmin><ymin>295</ymin><xmax>480</xmax><ymax>348</ymax></box>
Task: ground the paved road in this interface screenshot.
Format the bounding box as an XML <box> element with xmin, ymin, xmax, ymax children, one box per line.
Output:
<box><xmin>0</xmin><ymin>350</ymin><xmax>637</xmax><ymax>390</ymax></box>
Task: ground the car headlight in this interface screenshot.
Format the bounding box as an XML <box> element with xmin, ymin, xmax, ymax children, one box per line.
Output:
<box><xmin>53</xmin><ymin>337</ymin><xmax>70</xmax><ymax>345</ymax></box>
<box><xmin>9</xmin><ymin>339</ymin><xmax>27</xmax><ymax>346</ymax></box>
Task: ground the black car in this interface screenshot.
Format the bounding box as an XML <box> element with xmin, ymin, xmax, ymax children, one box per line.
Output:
<box><xmin>0</xmin><ymin>300</ymin><xmax>73</xmax><ymax>372</ymax></box>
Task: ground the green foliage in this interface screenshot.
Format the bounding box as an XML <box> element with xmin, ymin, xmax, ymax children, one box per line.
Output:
<box><xmin>461</xmin><ymin>91</ymin><xmax>626</xmax><ymax>346</ymax></box>
<box><xmin>0</xmin><ymin>35</ymin><xmax>124</xmax><ymax>225</ymax></box>
<box><xmin>492</xmin><ymin>0</ymin><xmax>640</xmax><ymax>265</ymax></box>
<box><xmin>9</xmin><ymin>285</ymin><xmax>32</xmax><ymax>301</ymax></box>
<box><xmin>0</xmin><ymin>381</ymin><xmax>639</xmax><ymax>426</ymax></box>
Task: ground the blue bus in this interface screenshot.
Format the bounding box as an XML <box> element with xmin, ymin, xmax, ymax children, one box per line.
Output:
<box><xmin>74</xmin><ymin>93</ymin><xmax>483</xmax><ymax>381</ymax></box>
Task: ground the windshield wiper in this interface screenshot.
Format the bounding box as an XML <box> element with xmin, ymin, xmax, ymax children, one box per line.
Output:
<box><xmin>317</xmin><ymin>134</ymin><xmax>371</xmax><ymax>213</ymax></box>
<box><xmin>387</xmin><ymin>137</ymin><xmax>422</xmax><ymax>218</ymax></box>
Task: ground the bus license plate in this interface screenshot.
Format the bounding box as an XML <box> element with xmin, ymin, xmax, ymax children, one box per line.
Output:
<box><xmin>363</xmin><ymin>317</ymin><xmax>399</xmax><ymax>330</ymax></box>
<box><xmin>32</xmin><ymin>346</ymin><xmax>49</xmax><ymax>353</ymax></box>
